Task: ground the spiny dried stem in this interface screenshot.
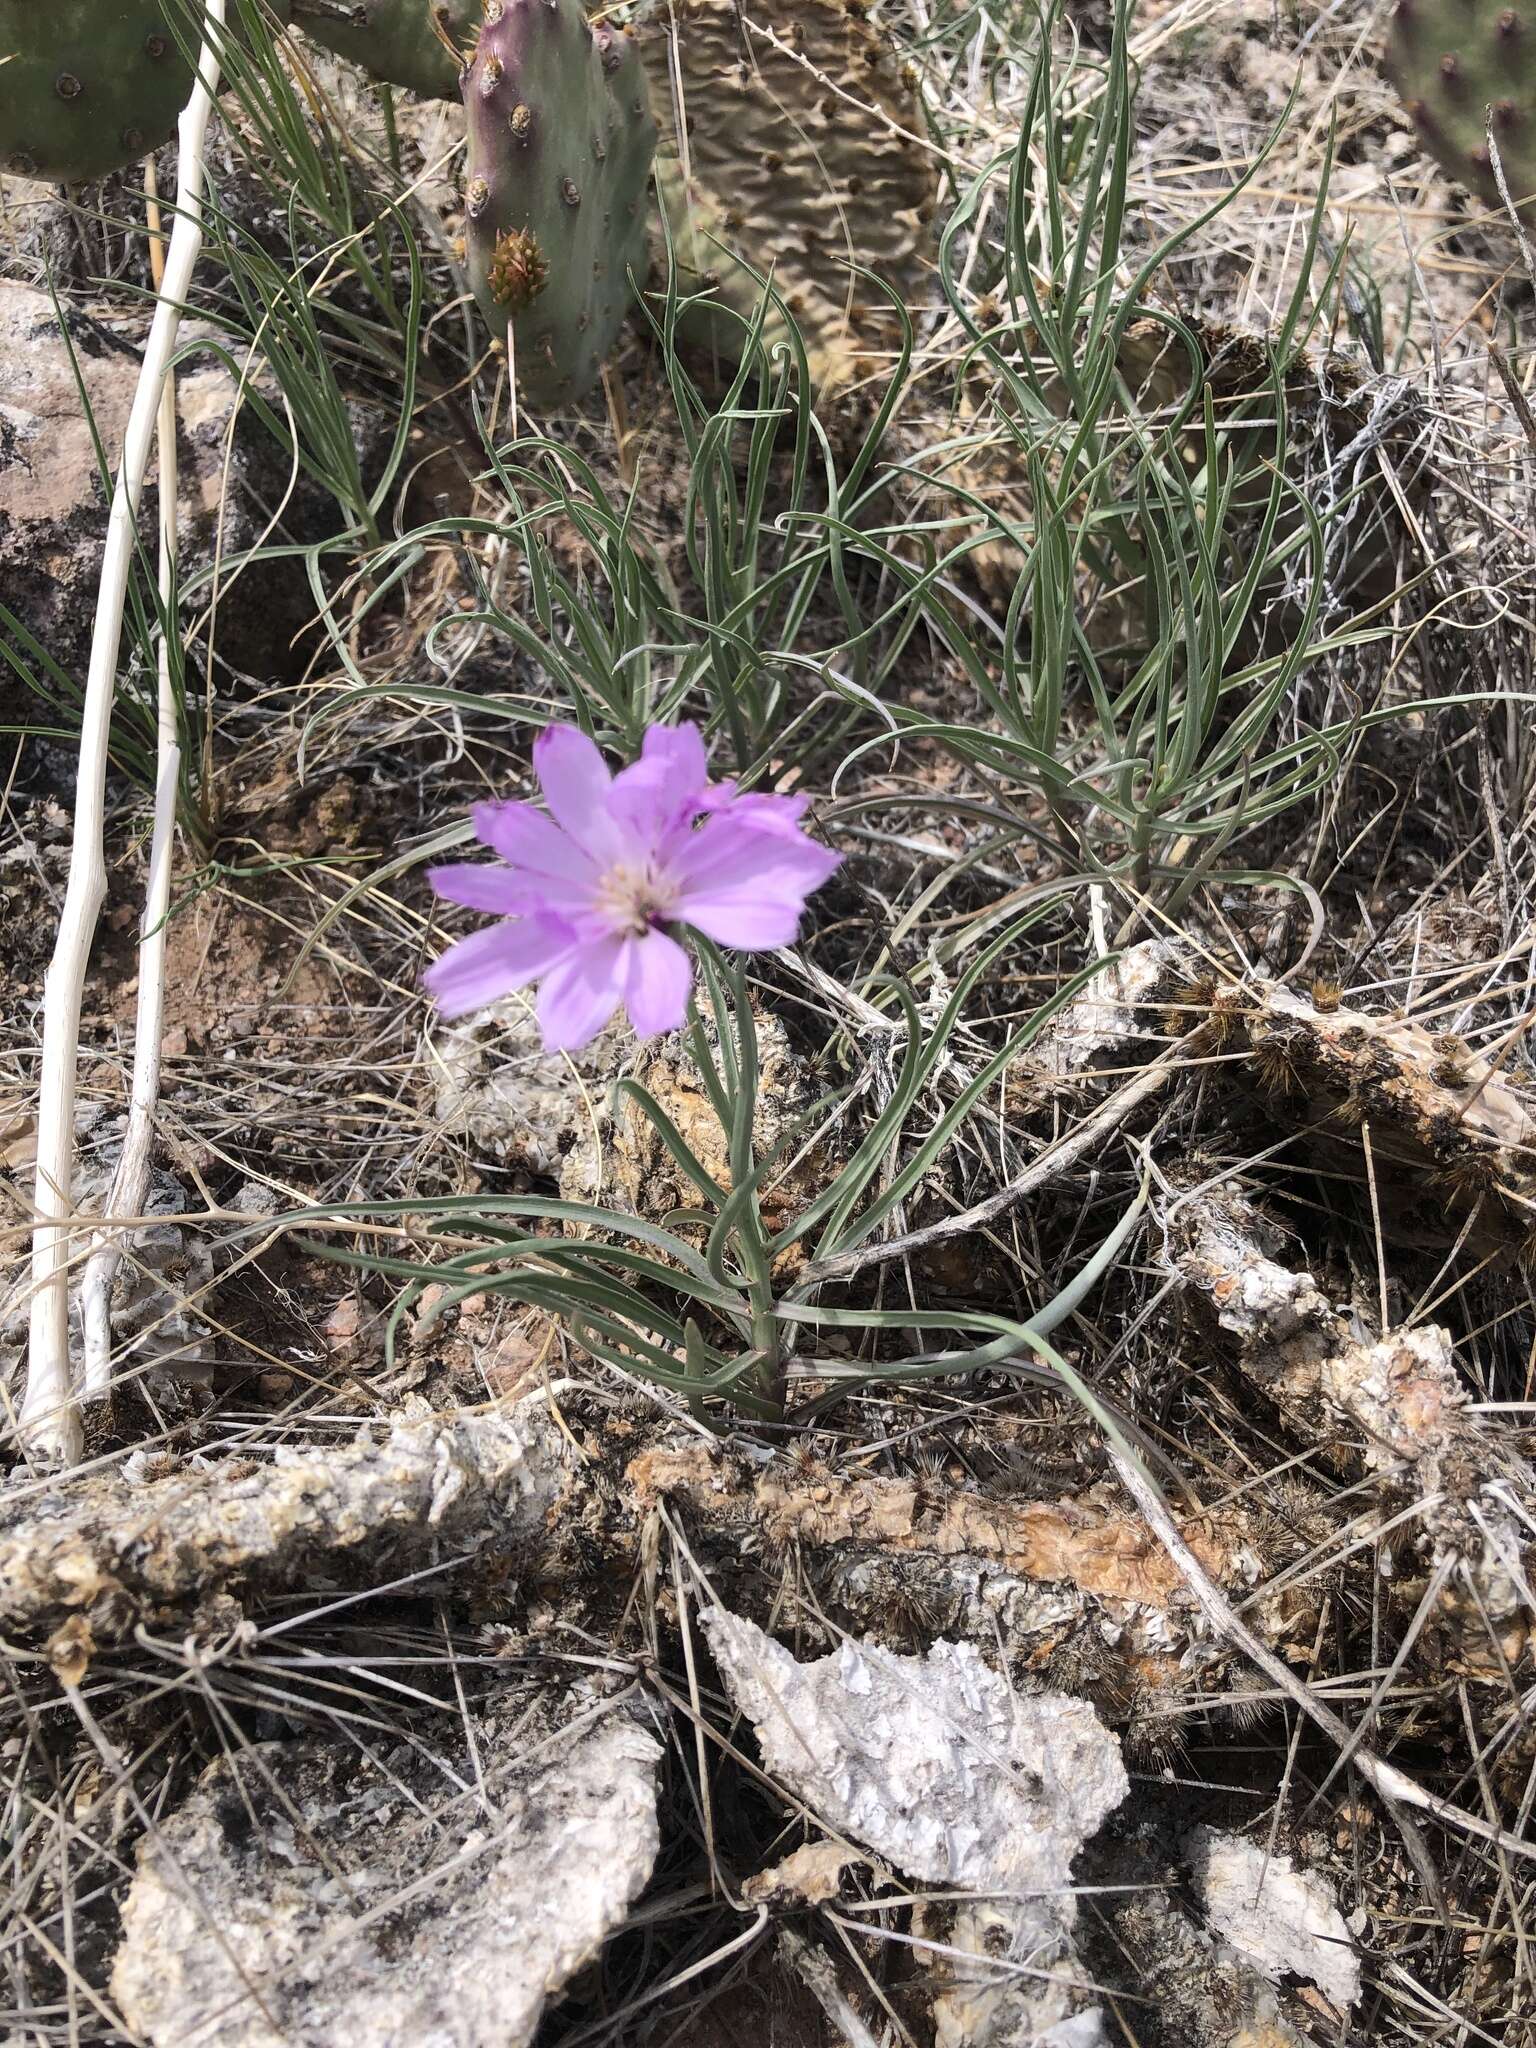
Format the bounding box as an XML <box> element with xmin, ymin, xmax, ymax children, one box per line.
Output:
<box><xmin>0</xmin><ymin>1393</ymin><xmax>580</xmax><ymax>1638</ymax></box>
<box><xmin>1173</xmin><ymin>1182</ymin><xmax>1534</xmax><ymax>1679</ymax></box>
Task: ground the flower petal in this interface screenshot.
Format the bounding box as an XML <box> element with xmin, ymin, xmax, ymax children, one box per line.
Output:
<box><xmin>642</xmin><ymin>720</ymin><xmax>709</xmax><ymax>790</ymax></box>
<box><xmin>535</xmin><ymin>935</ymin><xmax>627</xmax><ymax>1051</ymax></box>
<box><xmin>424</xmin><ymin>915</ymin><xmax>577</xmax><ymax>1018</ymax></box>
<box><xmin>471</xmin><ymin>798</ymin><xmax>598</xmax><ymax>888</ymax></box>
<box><xmin>609</xmin><ymin>723</ymin><xmax>710</xmax><ymax>850</ymax></box>
<box><xmin>675</xmin><ymin>895</ymin><xmax>805</xmax><ymax>949</ymax></box>
<box><xmin>668</xmin><ymin>814</ymin><xmax>841</xmax><ymax>950</ymax></box>
<box><xmin>533</xmin><ymin>725</ymin><xmax>626</xmax><ymax>866</ymax></box>
<box><xmin>722</xmin><ymin>791</ymin><xmax>812</xmax><ymax>834</ymax></box>
<box><xmin>621</xmin><ymin>929</ymin><xmax>693</xmax><ymax>1038</ymax></box>
<box><xmin>428</xmin><ymin>862</ymin><xmax>537</xmax><ymax>916</ymax></box>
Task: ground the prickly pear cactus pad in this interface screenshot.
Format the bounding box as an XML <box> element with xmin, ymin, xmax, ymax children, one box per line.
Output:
<box><xmin>460</xmin><ymin>0</ymin><xmax>657</xmax><ymax>408</ymax></box>
<box><xmin>1</xmin><ymin>0</ymin><xmax>209</xmax><ymax>181</ymax></box>
<box><xmin>1384</xmin><ymin>0</ymin><xmax>1536</xmax><ymax>213</ymax></box>
<box><xmin>0</xmin><ymin>0</ymin><xmax>287</xmax><ymax>184</ymax></box>
<box><xmin>291</xmin><ymin>0</ymin><xmax>475</xmax><ymax>100</ymax></box>
<box><xmin>635</xmin><ymin>0</ymin><xmax>938</xmax><ymax>393</ymax></box>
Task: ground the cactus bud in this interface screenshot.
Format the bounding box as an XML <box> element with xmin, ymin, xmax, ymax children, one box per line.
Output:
<box><xmin>487</xmin><ymin>226</ymin><xmax>550</xmax><ymax>311</ymax></box>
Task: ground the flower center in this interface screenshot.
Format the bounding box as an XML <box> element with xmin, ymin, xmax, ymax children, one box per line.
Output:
<box><xmin>594</xmin><ymin>861</ymin><xmax>676</xmax><ymax>938</ymax></box>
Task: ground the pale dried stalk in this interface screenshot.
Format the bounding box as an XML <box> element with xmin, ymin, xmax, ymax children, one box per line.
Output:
<box><xmin>18</xmin><ymin>7</ymin><xmax>225</xmax><ymax>1466</ymax></box>
<box><xmin>80</xmin><ymin>161</ymin><xmax>183</xmax><ymax>1405</ymax></box>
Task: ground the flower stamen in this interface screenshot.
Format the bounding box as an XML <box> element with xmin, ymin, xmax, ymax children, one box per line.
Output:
<box><xmin>594</xmin><ymin>862</ymin><xmax>677</xmax><ymax>938</ymax></box>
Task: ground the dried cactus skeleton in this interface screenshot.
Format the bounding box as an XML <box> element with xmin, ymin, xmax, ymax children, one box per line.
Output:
<box><xmin>1068</xmin><ymin>942</ymin><xmax>1536</xmax><ymax>1258</ymax></box>
<box><xmin>1174</xmin><ymin>1183</ymin><xmax>1536</xmax><ymax>1682</ymax></box>
<box><xmin>635</xmin><ymin>0</ymin><xmax>938</xmax><ymax>390</ymax></box>
<box><xmin>113</xmin><ymin>1701</ymin><xmax>663</xmax><ymax>2048</ymax></box>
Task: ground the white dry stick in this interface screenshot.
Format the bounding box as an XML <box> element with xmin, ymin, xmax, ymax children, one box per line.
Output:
<box><xmin>80</xmin><ymin>161</ymin><xmax>184</xmax><ymax>1404</ymax></box>
<box><xmin>18</xmin><ymin>1</ymin><xmax>227</xmax><ymax>1467</ymax></box>
<box><xmin>1088</xmin><ymin>880</ymin><xmax>1110</xmax><ymax>960</ymax></box>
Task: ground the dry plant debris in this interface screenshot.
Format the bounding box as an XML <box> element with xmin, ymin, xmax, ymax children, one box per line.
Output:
<box><xmin>112</xmin><ymin>1696</ymin><xmax>662</xmax><ymax>2047</ymax></box>
<box><xmin>0</xmin><ymin>1388</ymin><xmax>580</xmax><ymax>1641</ymax></box>
<box><xmin>1185</xmin><ymin>1827</ymin><xmax>1360</xmax><ymax>2019</ymax></box>
<box><xmin>558</xmin><ymin>998</ymin><xmax>837</xmax><ymax>1239</ymax></box>
<box><xmin>1175</xmin><ymin>1190</ymin><xmax>1475</xmax><ymax>1478</ymax></box>
<box><xmin>1174</xmin><ymin>1182</ymin><xmax>1536</xmax><ymax>1679</ymax></box>
<box><xmin>1030</xmin><ymin>938</ymin><xmax>1185</xmax><ymax>1085</ymax></box>
<box><xmin>1244</xmin><ymin>981</ymin><xmax>1536</xmax><ymax>1238</ymax></box>
<box><xmin>430</xmin><ymin>998</ymin><xmax>631</xmax><ymax>1175</ymax></box>
<box><xmin>1073</xmin><ymin>940</ymin><xmax>1536</xmax><ymax>1255</ymax></box>
<box><xmin>630</xmin><ymin>1435</ymin><xmax>1300</xmax><ymax>1702</ymax></box>
<box><xmin>704</xmin><ymin>1609</ymin><xmax>1127</xmax><ymax>2046</ymax></box>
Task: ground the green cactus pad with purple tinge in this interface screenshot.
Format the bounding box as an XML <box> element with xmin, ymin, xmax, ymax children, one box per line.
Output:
<box><xmin>1385</xmin><ymin>0</ymin><xmax>1536</xmax><ymax>213</ymax></box>
<box><xmin>459</xmin><ymin>0</ymin><xmax>656</xmax><ymax>406</ymax></box>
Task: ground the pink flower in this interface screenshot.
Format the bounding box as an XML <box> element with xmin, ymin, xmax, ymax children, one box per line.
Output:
<box><xmin>425</xmin><ymin>723</ymin><xmax>841</xmax><ymax>1050</ymax></box>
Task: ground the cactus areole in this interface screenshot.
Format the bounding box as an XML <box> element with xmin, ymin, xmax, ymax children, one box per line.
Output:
<box><xmin>1385</xmin><ymin>0</ymin><xmax>1536</xmax><ymax>214</ymax></box>
<box><xmin>0</xmin><ymin>0</ymin><xmax>289</xmax><ymax>184</ymax></box>
<box><xmin>460</xmin><ymin>0</ymin><xmax>656</xmax><ymax>407</ymax></box>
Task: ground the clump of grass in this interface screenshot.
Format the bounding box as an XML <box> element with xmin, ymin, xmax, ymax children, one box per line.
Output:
<box><xmin>301</xmin><ymin>938</ymin><xmax>1142</xmax><ymax>1421</ymax></box>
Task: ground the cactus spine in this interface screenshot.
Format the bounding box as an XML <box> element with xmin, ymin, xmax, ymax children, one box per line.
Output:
<box><xmin>459</xmin><ymin>0</ymin><xmax>656</xmax><ymax>406</ymax></box>
<box><xmin>1384</xmin><ymin>0</ymin><xmax>1536</xmax><ymax>213</ymax></box>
